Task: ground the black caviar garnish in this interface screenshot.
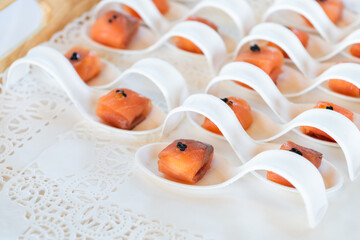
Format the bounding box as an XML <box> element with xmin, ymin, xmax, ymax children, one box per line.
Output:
<box><xmin>326</xmin><ymin>105</ymin><xmax>334</xmax><ymax>110</ymax></box>
<box><xmin>250</xmin><ymin>44</ymin><xmax>261</xmax><ymax>52</ymax></box>
<box><xmin>176</xmin><ymin>142</ymin><xmax>187</xmax><ymax>151</ymax></box>
<box><xmin>70</xmin><ymin>52</ymin><xmax>79</xmax><ymax>61</ymax></box>
<box><xmin>116</xmin><ymin>89</ymin><xmax>127</xmax><ymax>97</ymax></box>
<box><xmin>108</xmin><ymin>19</ymin><xmax>113</xmax><ymax>23</ymax></box>
<box><xmin>221</xmin><ymin>97</ymin><xmax>229</xmax><ymax>103</ymax></box>
<box><xmin>290</xmin><ymin>147</ymin><xmax>303</xmax><ymax>156</ymax></box>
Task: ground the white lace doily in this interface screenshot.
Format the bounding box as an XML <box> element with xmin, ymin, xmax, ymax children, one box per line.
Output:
<box><xmin>2</xmin><ymin>0</ymin><xmax>360</xmax><ymax>239</ymax></box>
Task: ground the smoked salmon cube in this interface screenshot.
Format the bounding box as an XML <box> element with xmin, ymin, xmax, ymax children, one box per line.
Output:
<box><xmin>300</xmin><ymin>101</ymin><xmax>353</xmax><ymax>142</ymax></box>
<box><xmin>123</xmin><ymin>0</ymin><xmax>170</xmax><ymax>19</ymax></box>
<box><xmin>267</xmin><ymin>141</ymin><xmax>323</xmax><ymax>188</ymax></box>
<box><xmin>158</xmin><ymin>139</ymin><xmax>214</xmax><ymax>184</ymax></box>
<box><xmin>349</xmin><ymin>43</ymin><xmax>360</xmax><ymax>58</ymax></box>
<box><xmin>303</xmin><ymin>0</ymin><xmax>344</xmax><ymax>27</ymax></box>
<box><xmin>202</xmin><ymin>97</ymin><xmax>253</xmax><ymax>135</ymax></box>
<box><xmin>235</xmin><ymin>44</ymin><xmax>284</xmax><ymax>84</ymax></box>
<box><xmin>65</xmin><ymin>46</ymin><xmax>102</xmax><ymax>83</ymax></box>
<box><xmin>268</xmin><ymin>27</ymin><xmax>309</xmax><ymax>58</ymax></box>
<box><xmin>328</xmin><ymin>79</ymin><xmax>360</xmax><ymax>97</ymax></box>
<box><xmin>96</xmin><ymin>88</ymin><xmax>152</xmax><ymax>130</ymax></box>
<box><xmin>173</xmin><ymin>16</ymin><xmax>218</xmax><ymax>54</ymax></box>
<box><xmin>90</xmin><ymin>11</ymin><xmax>140</xmax><ymax>49</ymax></box>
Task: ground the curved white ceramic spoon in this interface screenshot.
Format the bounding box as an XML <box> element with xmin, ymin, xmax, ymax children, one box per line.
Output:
<box><xmin>94</xmin><ymin>0</ymin><xmax>252</xmax><ymax>54</ymax></box>
<box><xmin>93</xmin><ymin>0</ymin><xmax>169</xmax><ymax>34</ymax></box>
<box><xmin>236</xmin><ymin>22</ymin><xmax>360</xmax><ymax>71</ymax></box>
<box><xmin>136</xmin><ymin>146</ymin><xmax>329</xmax><ymax>228</ymax></box>
<box><xmin>162</xmin><ymin>94</ymin><xmax>359</xmax><ymax>181</ymax></box>
<box><xmin>234</xmin><ymin>33</ymin><xmax>360</xmax><ymax>97</ymax></box>
<box><xmin>207</xmin><ymin>62</ymin><xmax>360</xmax><ymax>121</ymax></box>
<box><xmin>204</xmin><ymin>62</ymin><xmax>360</xmax><ymax>146</ymax></box>
<box><xmin>181</xmin><ymin>0</ymin><xmax>254</xmax><ymax>53</ymax></box>
<box><xmin>84</xmin><ymin>20</ymin><xmax>227</xmax><ymax>76</ymax></box>
<box><xmin>263</xmin><ymin>0</ymin><xmax>360</xmax><ymax>43</ymax></box>
<box><xmin>5</xmin><ymin>46</ymin><xmax>188</xmax><ymax>137</ymax></box>
<box><xmin>186</xmin><ymin>105</ymin><xmax>359</xmax><ymax>148</ymax></box>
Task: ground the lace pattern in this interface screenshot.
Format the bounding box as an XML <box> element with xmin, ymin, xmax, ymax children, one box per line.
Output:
<box><xmin>3</xmin><ymin>120</ymin><xmax>206</xmax><ymax>240</ymax></box>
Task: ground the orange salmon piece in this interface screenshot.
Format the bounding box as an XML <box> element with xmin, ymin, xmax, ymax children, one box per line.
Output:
<box><xmin>235</xmin><ymin>44</ymin><xmax>284</xmax><ymax>85</ymax></box>
<box><xmin>268</xmin><ymin>27</ymin><xmax>309</xmax><ymax>58</ymax></box>
<box><xmin>349</xmin><ymin>43</ymin><xmax>360</xmax><ymax>58</ymax></box>
<box><xmin>96</xmin><ymin>88</ymin><xmax>152</xmax><ymax>130</ymax></box>
<box><xmin>328</xmin><ymin>79</ymin><xmax>360</xmax><ymax>97</ymax></box>
<box><xmin>123</xmin><ymin>0</ymin><xmax>170</xmax><ymax>19</ymax></box>
<box><xmin>173</xmin><ymin>16</ymin><xmax>218</xmax><ymax>54</ymax></box>
<box><xmin>65</xmin><ymin>46</ymin><xmax>102</xmax><ymax>83</ymax></box>
<box><xmin>303</xmin><ymin>0</ymin><xmax>344</xmax><ymax>27</ymax></box>
<box><xmin>202</xmin><ymin>97</ymin><xmax>253</xmax><ymax>135</ymax></box>
<box><xmin>158</xmin><ymin>139</ymin><xmax>214</xmax><ymax>184</ymax></box>
<box><xmin>90</xmin><ymin>11</ymin><xmax>140</xmax><ymax>49</ymax></box>
<box><xmin>267</xmin><ymin>141</ymin><xmax>323</xmax><ymax>188</ymax></box>
<box><xmin>300</xmin><ymin>101</ymin><xmax>353</xmax><ymax>142</ymax></box>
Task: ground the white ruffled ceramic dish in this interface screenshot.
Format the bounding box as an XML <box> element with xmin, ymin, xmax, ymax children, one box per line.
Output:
<box><xmin>233</xmin><ymin>34</ymin><xmax>360</xmax><ymax>97</ymax></box>
<box><xmin>6</xmin><ymin>46</ymin><xmax>189</xmax><ymax>137</ymax></box>
<box><xmin>263</xmin><ymin>0</ymin><xmax>360</xmax><ymax>43</ymax></box>
<box><xmin>162</xmin><ymin>94</ymin><xmax>358</xmax><ymax>183</ymax></box>
<box><xmin>237</xmin><ymin>21</ymin><xmax>360</xmax><ymax>63</ymax></box>
<box><xmin>136</xmin><ymin>145</ymin><xmax>329</xmax><ymax>228</ymax></box>
<box><xmin>205</xmin><ymin>62</ymin><xmax>360</xmax><ymax>146</ymax></box>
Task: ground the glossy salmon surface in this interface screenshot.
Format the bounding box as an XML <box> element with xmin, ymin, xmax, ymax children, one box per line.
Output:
<box><xmin>158</xmin><ymin>139</ymin><xmax>214</xmax><ymax>184</ymax></box>
<box><xmin>350</xmin><ymin>43</ymin><xmax>360</xmax><ymax>58</ymax></box>
<box><xmin>96</xmin><ymin>88</ymin><xmax>152</xmax><ymax>130</ymax></box>
<box><xmin>300</xmin><ymin>101</ymin><xmax>353</xmax><ymax>142</ymax></box>
<box><xmin>173</xmin><ymin>16</ymin><xmax>218</xmax><ymax>54</ymax></box>
<box><xmin>123</xmin><ymin>0</ymin><xmax>170</xmax><ymax>19</ymax></box>
<box><xmin>202</xmin><ymin>97</ymin><xmax>253</xmax><ymax>135</ymax></box>
<box><xmin>267</xmin><ymin>141</ymin><xmax>323</xmax><ymax>188</ymax></box>
<box><xmin>328</xmin><ymin>79</ymin><xmax>360</xmax><ymax>97</ymax></box>
<box><xmin>235</xmin><ymin>44</ymin><xmax>284</xmax><ymax>84</ymax></box>
<box><xmin>90</xmin><ymin>11</ymin><xmax>140</xmax><ymax>49</ymax></box>
<box><xmin>65</xmin><ymin>46</ymin><xmax>102</xmax><ymax>83</ymax></box>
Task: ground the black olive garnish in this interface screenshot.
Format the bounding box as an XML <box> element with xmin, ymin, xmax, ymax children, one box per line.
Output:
<box><xmin>108</xmin><ymin>19</ymin><xmax>113</xmax><ymax>23</ymax></box>
<box><xmin>70</xmin><ymin>52</ymin><xmax>79</xmax><ymax>61</ymax></box>
<box><xmin>113</xmin><ymin>15</ymin><xmax>117</xmax><ymax>19</ymax></box>
<box><xmin>116</xmin><ymin>89</ymin><xmax>127</xmax><ymax>97</ymax></box>
<box><xmin>326</xmin><ymin>106</ymin><xmax>334</xmax><ymax>110</ymax></box>
<box><xmin>221</xmin><ymin>97</ymin><xmax>229</xmax><ymax>103</ymax></box>
<box><xmin>177</xmin><ymin>142</ymin><xmax>187</xmax><ymax>151</ymax></box>
<box><xmin>250</xmin><ymin>44</ymin><xmax>261</xmax><ymax>52</ymax></box>
<box><xmin>290</xmin><ymin>147</ymin><xmax>303</xmax><ymax>156</ymax></box>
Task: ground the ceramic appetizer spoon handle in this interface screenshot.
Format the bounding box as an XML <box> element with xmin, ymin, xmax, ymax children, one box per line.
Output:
<box><xmin>95</xmin><ymin>58</ymin><xmax>189</xmax><ymax>110</ymax></box>
<box><xmin>205</xmin><ymin>62</ymin><xmax>300</xmax><ymax>122</ymax></box>
<box><xmin>263</xmin><ymin>0</ymin><xmax>344</xmax><ymax>43</ymax></box>
<box><xmin>93</xmin><ymin>0</ymin><xmax>167</xmax><ymax>34</ymax></box>
<box><xmin>162</xmin><ymin>93</ymin><xmax>258</xmax><ymax>162</ymax></box>
<box><xmin>233</xmin><ymin>150</ymin><xmax>328</xmax><ymax>228</ymax></box>
<box><xmin>187</xmin><ymin>0</ymin><xmax>255</xmax><ymax>38</ymax></box>
<box><xmin>235</xmin><ymin>22</ymin><xmax>319</xmax><ymax>77</ymax></box>
<box><xmin>147</xmin><ymin>21</ymin><xmax>228</xmax><ymax>76</ymax></box>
